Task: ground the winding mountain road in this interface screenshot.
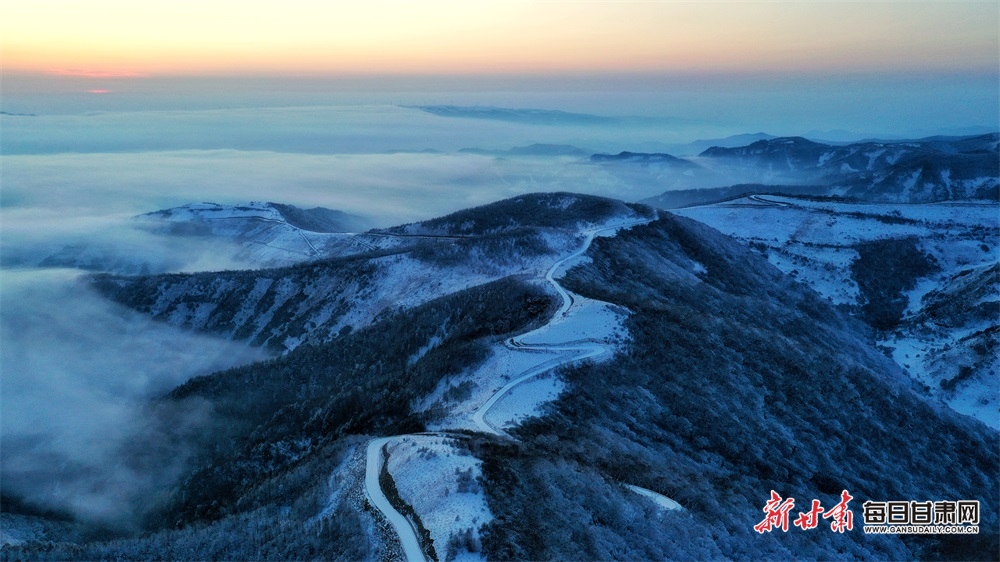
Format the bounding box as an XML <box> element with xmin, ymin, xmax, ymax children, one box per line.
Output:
<box><xmin>364</xmin><ymin>438</ymin><xmax>427</xmax><ymax>562</ymax></box>
<box><xmin>363</xmin><ymin>219</ymin><xmax>648</xmax><ymax>561</ymax></box>
<box><xmin>471</xmin><ymin>344</ymin><xmax>604</xmax><ymax>436</ymax></box>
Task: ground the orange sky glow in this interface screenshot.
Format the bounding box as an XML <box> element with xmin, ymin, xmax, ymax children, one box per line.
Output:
<box><xmin>2</xmin><ymin>1</ymin><xmax>997</xmax><ymax>78</ymax></box>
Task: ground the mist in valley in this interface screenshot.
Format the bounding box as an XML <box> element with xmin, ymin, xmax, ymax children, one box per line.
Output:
<box><xmin>0</xmin><ymin>269</ymin><xmax>267</xmax><ymax>526</ymax></box>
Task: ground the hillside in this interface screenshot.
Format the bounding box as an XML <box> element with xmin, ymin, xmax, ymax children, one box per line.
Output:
<box><xmin>92</xmin><ymin>194</ymin><xmax>652</xmax><ymax>352</ymax></box>
<box><xmin>476</xmin><ymin>215</ymin><xmax>997</xmax><ymax>559</ymax></box>
<box><xmin>135</xmin><ymin>201</ymin><xmax>371</xmax><ymax>268</ymax></box>
<box><xmin>4</xmin><ymin>194</ymin><xmax>996</xmax><ymax>561</ymax></box>
<box><xmin>673</xmin><ymin>194</ymin><xmax>999</xmax><ymax>428</ymax></box>
<box><xmin>377</xmin><ymin>192</ymin><xmax>652</xmax><ymax>236</ymax></box>
<box><xmin>696</xmin><ymin>133</ymin><xmax>999</xmax><ymax>202</ymax></box>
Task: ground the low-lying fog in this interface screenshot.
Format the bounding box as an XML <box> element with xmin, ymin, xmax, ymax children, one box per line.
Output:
<box><xmin>1</xmin><ymin>269</ymin><xmax>267</xmax><ymax>525</ymax></box>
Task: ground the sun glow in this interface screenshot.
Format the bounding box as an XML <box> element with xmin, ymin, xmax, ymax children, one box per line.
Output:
<box><xmin>2</xmin><ymin>1</ymin><xmax>997</xmax><ymax>78</ymax></box>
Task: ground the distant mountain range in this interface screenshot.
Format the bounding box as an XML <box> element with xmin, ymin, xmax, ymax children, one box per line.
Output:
<box><xmin>667</xmin><ymin>132</ymin><xmax>776</xmax><ymax>156</ymax></box>
<box><xmin>614</xmin><ymin>133</ymin><xmax>998</xmax><ymax>205</ymax></box>
<box><xmin>589</xmin><ymin>151</ymin><xmax>698</xmax><ymax>166</ymax></box>
<box><xmin>697</xmin><ymin>133</ymin><xmax>999</xmax><ymax>202</ymax></box>
<box><xmin>2</xmin><ymin>202</ymin><xmax>372</xmax><ymax>275</ymax></box>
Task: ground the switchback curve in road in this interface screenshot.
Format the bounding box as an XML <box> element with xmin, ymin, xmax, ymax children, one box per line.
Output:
<box><xmin>471</xmin><ymin>221</ymin><xmax>647</xmax><ymax>435</ymax></box>
<box><xmin>364</xmin><ymin>218</ymin><xmax>649</xmax><ymax>559</ymax></box>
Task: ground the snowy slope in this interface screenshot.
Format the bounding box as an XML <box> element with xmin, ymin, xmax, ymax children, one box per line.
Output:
<box><xmin>694</xmin><ymin>133</ymin><xmax>999</xmax><ymax>202</ymax></box>
<box><xmin>5</xmin><ymin>202</ymin><xmax>371</xmax><ymax>275</ymax></box>
<box><xmin>675</xmin><ymin>195</ymin><xmax>999</xmax><ymax>428</ymax></box>
<box><xmin>384</xmin><ymin>435</ymin><xmax>492</xmax><ymax>562</ymax></box>
<box><xmin>93</xmin><ymin>248</ymin><xmax>557</xmax><ymax>353</ymax></box>
<box><xmin>136</xmin><ymin>201</ymin><xmax>370</xmax><ymax>269</ymax></box>
<box><xmin>92</xmin><ymin>194</ymin><xmax>651</xmax><ymax>353</ymax></box>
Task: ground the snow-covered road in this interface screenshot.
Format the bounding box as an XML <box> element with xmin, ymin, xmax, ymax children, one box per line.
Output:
<box><xmin>471</xmin><ymin>344</ymin><xmax>604</xmax><ymax>435</ymax></box>
<box><xmin>472</xmin><ymin>222</ymin><xmax>645</xmax><ymax>435</ymax></box>
<box><xmin>364</xmin><ymin>438</ymin><xmax>427</xmax><ymax>562</ymax></box>
<box><xmin>364</xmin><ymin>219</ymin><xmax>651</xmax><ymax>560</ymax></box>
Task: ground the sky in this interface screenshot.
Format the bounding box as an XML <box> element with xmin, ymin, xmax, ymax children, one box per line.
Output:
<box><xmin>2</xmin><ymin>1</ymin><xmax>996</xmax><ymax>133</ymax></box>
<box><xmin>2</xmin><ymin>1</ymin><xmax>998</xmax><ymax>77</ymax></box>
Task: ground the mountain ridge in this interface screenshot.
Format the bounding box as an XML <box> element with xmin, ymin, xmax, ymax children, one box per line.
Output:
<box><xmin>6</xmin><ymin>193</ymin><xmax>997</xmax><ymax>561</ymax></box>
<box><xmin>696</xmin><ymin>133</ymin><xmax>999</xmax><ymax>203</ymax></box>
<box><xmin>91</xmin><ymin>193</ymin><xmax>652</xmax><ymax>352</ymax></box>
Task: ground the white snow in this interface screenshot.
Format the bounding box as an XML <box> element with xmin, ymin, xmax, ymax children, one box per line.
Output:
<box><xmin>326</xmin><ymin>251</ymin><xmax>551</xmax><ymax>346</ymax></box>
<box><xmin>367</xmin><ymin>215</ymin><xmax>657</xmax><ymax>557</ymax></box>
<box><xmin>481</xmin><ymin>373</ymin><xmax>564</xmax><ymax>431</ymax></box>
<box><xmin>419</xmin><ymin>344</ymin><xmax>566</xmax><ymax>432</ymax></box>
<box><xmin>623</xmin><ymin>484</ymin><xmax>683</xmax><ymax>511</ymax></box>
<box><xmin>385</xmin><ymin>435</ymin><xmax>492</xmax><ymax>562</ymax></box>
<box><xmin>134</xmin><ymin>201</ymin><xmax>362</xmax><ymax>269</ymax></box>
<box><xmin>884</xmin><ymin>319</ymin><xmax>1000</xmax><ymax>430</ymax></box>
<box><xmin>677</xmin><ymin>196</ymin><xmax>999</xmax><ymax>426</ymax></box>
<box><xmin>408</xmin><ymin>334</ymin><xmax>444</xmax><ymax>367</ymax></box>
<box><xmin>421</xmin><ymin>228</ymin><xmax>637</xmax><ymax>435</ymax></box>
<box><xmin>518</xmin><ymin>295</ymin><xmax>627</xmax><ymax>347</ymax></box>
<box><xmin>947</xmin><ymin>377</ymin><xmax>1000</xmax><ymax>430</ymax></box>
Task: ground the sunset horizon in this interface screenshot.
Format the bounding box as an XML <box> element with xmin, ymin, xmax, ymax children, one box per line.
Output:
<box><xmin>4</xmin><ymin>1</ymin><xmax>997</xmax><ymax>78</ymax></box>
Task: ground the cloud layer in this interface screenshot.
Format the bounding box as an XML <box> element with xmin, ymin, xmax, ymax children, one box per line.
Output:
<box><xmin>0</xmin><ymin>269</ymin><xmax>267</xmax><ymax>524</ymax></box>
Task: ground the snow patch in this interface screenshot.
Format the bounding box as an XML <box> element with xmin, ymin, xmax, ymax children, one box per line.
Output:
<box><xmin>623</xmin><ymin>484</ymin><xmax>683</xmax><ymax>511</ymax></box>
<box><xmin>408</xmin><ymin>334</ymin><xmax>444</xmax><ymax>367</ymax></box>
<box><xmin>481</xmin><ymin>373</ymin><xmax>564</xmax><ymax>430</ymax></box>
<box><xmin>519</xmin><ymin>296</ymin><xmax>627</xmax><ymax>346</ymax></box>
<box><xmin>385</xmin><ymin>436</ymin><xmax>491</xmax><ymax>561</ymax></box>
<box><xmin>677</xmin><ymin>196</ymin><xmax>999</xmax><ymax>425</ymax></box>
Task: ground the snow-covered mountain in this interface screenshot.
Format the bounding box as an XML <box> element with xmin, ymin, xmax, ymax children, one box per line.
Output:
<box><xmin>672</xmin><ymin>194</ymin><xmax>999</xmax><ymax>428</ymax></box>
<box><xmin>5</xmin><ymin>194</ymin><xmax>997</xmax><ymax>561</ymax></box>
<box><xmin>135</xmin><ymin>201</ymin><xmax>371</xmax><ymax>269</ymax></box>
<box><xmin>697</xmin><ymin>133</ymin><xmax>999</xmax><ymax>202</ymax></box>
<box><xmin>93</xmin><ymin>195</ymin><xmax>652</xmax><ymax>352</ymax></box>
<box><xmin>3</xmin><ymin>201</ymin><xmax>372</xmax><ymax>275</ymax></box>
<box><xmin>589</xmin><ymin>151</ymin><xmax>698</xmax><ymax>166</ymax></box>
<box><xmin>584</xmin><ymin>133</ymin><xmax>997</xmax><ymax>203</ymax></box>
<box><xmin>667</xmin><ymin>132</ymin><xmax>777</xmax><ymax>156</ymax></box>
<box><xmin>586</xmin><ymin>150</ymin><xmax>732</xmax><ymax>192</ymax></box>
